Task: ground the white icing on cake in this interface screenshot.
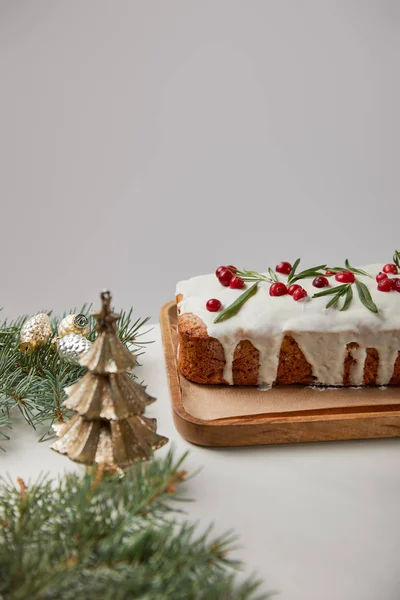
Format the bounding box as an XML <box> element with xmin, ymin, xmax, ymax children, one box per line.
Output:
<box><xmin>176</xmin><ymin>264</ymin><xmax>400</xmax><ymax>386</ymax></box>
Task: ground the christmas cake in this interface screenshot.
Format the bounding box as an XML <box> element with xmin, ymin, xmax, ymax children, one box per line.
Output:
<box><xmin>175</xmin><ymin>255</ymin><xmax>400</xmax><ymax>387</ymax></box>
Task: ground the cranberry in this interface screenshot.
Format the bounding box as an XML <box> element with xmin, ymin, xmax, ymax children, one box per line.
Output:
<box><xmin>269</xmin><ymin>282</ymin><xmax>288</xmax><ymax>296</ymax></box>
<box><xmin>377</xmin><ymin>278</ymin><xmax>393</xmax><ymax>292</ymax></box>
<box><xmin>376</xmin><ymin>272</ymin><xmax>388</xmax><ymax>282</ymax></box>
<box><xmin>229</xmin><ymin>276</ymin><xmax>245</xmax><ymax>289</ymax></box>
<box><xmin>226</xmin><ymin>265</ymin><xmax>237</xmax><ymax>272</ymax></box>
<box><xmin>287</xmin><ymin>284</ymin><xmax>302</xmax><ymax>296</ymax></box>
<box><xmin>325</xmin><ymin>270</ymin><xmax>335</xmax><ymax>276</ymax></box>
<box><xmin>335</xmin><ymin>271</ymin><xmax>355</xmax><ymax>284</ymax></box>
<box><xmin>393</xmin><ymin>278</ymin><xmax>400</xmax><ymax>293</ymax></box>
<box><xmin>275</xmin><ymin>261</ymin><xmax>292</xmax><ymax>275</ymax></box>
<box><xmin>217</xmin><ymin>268</ymin><xmax>233</xmax><ymax>286</ymax></box>
<box><xmin>216</xmin><ymin>266</ymin><xmax>226</xmax><ymax>277</ymax></box>
<box><xmin>383</xmin><ymin>263</ymin><xmax>398</xmax><ymax>274</ymax></box>
<box><xmin>312</xmin><ymin>276</ymin><xmax>329</xmax><ymax>288</ymax></box>
<box><xmin>293</xmin><ymin>287</ymin><xmax>308</xmax><ymax>301</ymax></box>
<box><xmin>206</xmin><ymin>298</ymin><xmax>222</xmax><ymax>312</ymax></box>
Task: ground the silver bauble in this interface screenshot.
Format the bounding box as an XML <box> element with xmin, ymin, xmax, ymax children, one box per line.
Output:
<box><xmin>56</xmin><ymin>334</ymin><xmax>92</xmax><ymax>364</ymax></box>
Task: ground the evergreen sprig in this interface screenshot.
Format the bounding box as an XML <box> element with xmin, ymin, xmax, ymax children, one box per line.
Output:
<box><xmin>0</xmin><ymin>451</ymin><xmax>268</xmax><ymax>599</ymax></box>
<box><xmin>0</xmin><ymin>306</ymin><xmax>152</xmax><ymax>439</ymax></box>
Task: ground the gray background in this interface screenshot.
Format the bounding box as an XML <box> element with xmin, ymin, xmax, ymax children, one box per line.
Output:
<box><xmin>2</xmin><ymin>4</ymin><xmax>400</xmax><ymax>599</ymax></box>
<box><xmin>1</xmin><ymin>0</ymin><xmax>399</xmax><ymax>321</ymax></box>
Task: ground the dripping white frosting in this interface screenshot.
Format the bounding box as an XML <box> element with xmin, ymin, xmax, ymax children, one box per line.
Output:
<box><xmin>176</xmin><ymin>264</ymin><xmax>400</xmax><ymax>386</ymax></box>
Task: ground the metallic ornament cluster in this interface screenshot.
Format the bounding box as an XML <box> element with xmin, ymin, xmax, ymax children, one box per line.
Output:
<box><xmin>20</xmin><ymin>313</ymin><xmax>52</xmax><ymax>354</ymax></box>
<box><xmin>20</xmin><ymin>311</ymin><xmax>92</xmax><ymax>364</ymax></box>
<box><xmin>55</xmin><ymin>334</ymin><xmax>92</xmax><ymax>364</ymax></box>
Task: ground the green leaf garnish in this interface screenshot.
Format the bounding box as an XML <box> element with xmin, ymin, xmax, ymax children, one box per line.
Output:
<box><xmin>393</xmin><ymin>249</ymin><xmax>400</xmax><ymax>269</ymax></box>
<box><xmin>312</xmin><ymin>284</ymin><xmax>349</xmax><ymax>298</ymax></box>
<box><xmin>344</xmin><ymin>259</ymin><xmax>372</xmax><ymax>278</ymax></box>
<box><xmin>214</xmin><ymin>282</ymin><xmax>259</xmax><ymax>323</ymax></box>
<box><xmin>326</xmin><ymin>287</ymin><xmax>348</xmax><ymax>309</ymax></box>
<box><xmin>268</xmin><ymin>267</ymin><xmax>278</xmax><ymax>283</ymax></box>
<box><xmin>234</xmin><ymin>267</ymin><xmax>278</xmax><ymax>284</ymax></box>
<box><xmin>355</xmin><ymin>280</ymin><xmax>378</xmax><ymax>313</ymax></box>
<box><xmin>327</xmin><ymin>262</ymin><xmax>372</xmax><ymax>278</ymax></box>
<box><xmin>340</xmin><ymin>285</ymin><xmax>353</xmax><ymax>311</ymax></box>
<box><xmin>313</xmin><ymin>284</ymin><xmax>353</xmax><ymax>310</ymax></box>
<box><xmin>234</xmin><ymin>269</ymin><xmax>267</xmax><ymax>283</ymax></box>
<box><xmin>287</xmin><ymin>258</ymin><xmax>301</xmax><ymax>283</ymax></box>
<box><xmin>290</xmin><ymin>265</ymin><xmax>327</xmax><ymax>285</ymax></box>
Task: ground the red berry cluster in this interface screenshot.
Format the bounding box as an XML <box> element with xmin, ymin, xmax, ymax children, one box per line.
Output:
<box><xmin>269</xmin><ymin>281</ymin><xmax>308</xmax><ymax>301</ymax></box>
<box><xmin>207</xmin><ymin>264</ymin><xmax>246</xmax><ymax>312</ymax></box>
<box><xmin>215</xmin><ymin>265</ymin><xmax>244</xmax><ymax>289</ymax></box>
<box><xmin>270</xmin><ymin>261</ymin><xmax>308</xmax><ymax>301</ymax></box>
<box><xmin>376</xmin><ymin>264</ymin><xmax>400</xmax><ymax>293</ymax></box>
<box><xmin>271</xmin><ymin>261</ymin><xmax>332</xmax><ymax>301</ymax></box>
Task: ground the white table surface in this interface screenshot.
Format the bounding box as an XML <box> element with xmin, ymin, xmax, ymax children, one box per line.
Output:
<box><xmin>3</xmin><ymin>324</ymin><xmax>400</xmax><ymax>600</ymax></box>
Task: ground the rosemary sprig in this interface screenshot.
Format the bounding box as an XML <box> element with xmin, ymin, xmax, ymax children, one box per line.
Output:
<box><xmin>326</xmin><ymin>287</ymin><xmax>348</xmax><ymax>309</ymax></box>
<box><xmin>313</xmin><ymin>283</ymin><xmax>352</xmax><ymax>310</ymax></box>
<box><xmin>313</xmin><ymin>284</ymin><xmax>350</xmax><ymax>310</ymax></box>
<box><xmin>287</xmin><ymin>259</ymin><xmax>327</xmax><ymax>285</ymax></box>
<box><xmin>393</xmin><ymin>249</ymin><xmax>400</xmax><ymax>269</ymax></box>
<box><xmin>287</xmin><ymin>259</ymin><xmax>301</xmax><ymax>283</ymax></box>
<box><xmin>214</xmin><ymin>282</ymin><xmax>258</xmax><ymax>323</ymax></box>
<box><xmin>312</xmin><ymin>284</ymin><xmax>350</xmax><ymax>298</ymax></box>
<box><xmin>344</xmin><ymin>259</ymin><xmax>372</xmax><ymax>278</ymax></box>
<box><xmin>340</xmin><ymin>284</ymin><xmax>353</xmax><ymax>311</ymax></box>
<box><xmin>268</xmin><ymin>267</ymin><xmax>279</xmax><ymax>283</ymax></box>
<box><xmin>313</xmin><ymin>281</ymin><xmax>378</xmax><ymax>313</ymax></box>
<box><xmin>355</xmin><ymin>280</ymin><xmax>378</xmax><ymax>313</ymax></box>
<box><xmin>234</xmin><ymin>268</ymin><xmax>276</xmax><ymax>284</ymax></box>
<box><xmin>326</xmin><ymin>261</ymin><xmax>372</xmax><ymax>278</ymax></box>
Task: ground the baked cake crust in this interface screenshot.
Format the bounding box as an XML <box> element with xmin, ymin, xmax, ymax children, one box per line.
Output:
<box><xmin>176</xmin><ymin>262</ymin><xmax>400</xmax><ymax>387</ymax></box>
<box><xmin>177</xmin><ymin>308</ymin><xmax>400</xmax><ymax>386</ymax></box>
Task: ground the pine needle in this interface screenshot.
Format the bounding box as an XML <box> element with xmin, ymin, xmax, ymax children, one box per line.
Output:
<box><xmin>0</xmin><ymin>305</ymin><xmax>152</xmax><ymax>439</ymax></box>
<box><xmin>0</xmin><ymin>451</ymin><xmax>269</xmax><ymax>599</ymax></box>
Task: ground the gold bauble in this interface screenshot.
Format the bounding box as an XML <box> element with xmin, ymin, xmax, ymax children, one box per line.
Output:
<box><xmin>20</xmin><ymin>313</ymin><xmax>52</xmax><ymax>354</ymax></box>
<box><xmin>58</xmin><ymin>314</ymin><xmax>89</xmax><ymax>338</ymax></box>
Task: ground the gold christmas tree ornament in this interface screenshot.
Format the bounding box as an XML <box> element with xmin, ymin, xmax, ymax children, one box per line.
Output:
<box><xmin>51</xmin><ymin>290</ymin><xmax>167</xmax><ymax>470</ymax></box>
<box><xmin>57</xmin><ymin>314</ymin><xmax>90</xmax><ymax>338</ymax></box>
<box><xmin>20</xmin><ymin>313</ymin><xmax>52</xmax><ymax>354</ymax></box>
<box><xmin>55</xmin><ymin>334</ymin><xmax>92</xmax><ymax>364</ymax></box>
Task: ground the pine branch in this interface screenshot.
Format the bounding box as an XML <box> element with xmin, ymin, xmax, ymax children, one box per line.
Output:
<box><xmin>0</xmin><ymin>305</ymin><xmax>152</xmax><ymax>438</ymax></box>
<box><xmin>0</xmin><ymin>451</ymin><xmax>269</xmax><ymax>599</ymax></box>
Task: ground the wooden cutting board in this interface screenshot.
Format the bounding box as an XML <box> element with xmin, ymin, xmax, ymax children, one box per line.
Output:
<box><xmin>160</xmin><ymin>301</ymin><xmax>400</xmax><ymax>447</ymax></box>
